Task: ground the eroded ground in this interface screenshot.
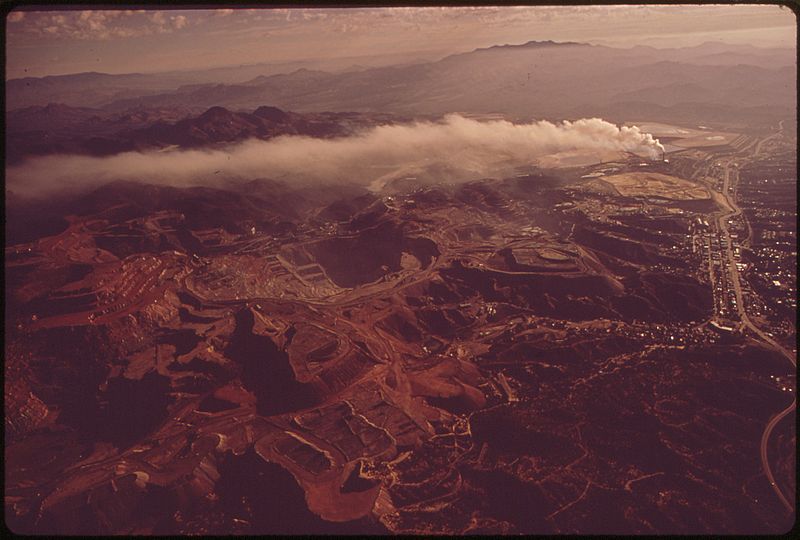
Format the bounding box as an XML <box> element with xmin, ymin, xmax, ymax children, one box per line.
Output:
<box><xmin>5</xmin><ymin>144</ymin><xmax>796</xmax><ymax>534</ymax></box>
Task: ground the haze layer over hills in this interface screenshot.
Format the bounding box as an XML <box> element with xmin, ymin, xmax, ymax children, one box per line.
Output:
<box><xmin>4</xmin><ymin>8</ymin><xmax>797</xmax><ymax>536</ymax></box>
<box><xmin>7</xmin><ymin>41</ymin><xmax>795</xmax><ymax>128</ymax></box>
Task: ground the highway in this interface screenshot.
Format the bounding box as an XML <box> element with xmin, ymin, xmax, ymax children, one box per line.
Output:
<box><xmin>710</xmin><ymin>125</ymin><xmax>795</xmax><ymax>514</ymax></box>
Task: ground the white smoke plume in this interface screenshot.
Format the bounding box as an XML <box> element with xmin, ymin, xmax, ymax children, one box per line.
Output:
<box><xmin>6</xmin><ymin>115</ymin><xmax>664</xmax><ymax>196</ymax></box>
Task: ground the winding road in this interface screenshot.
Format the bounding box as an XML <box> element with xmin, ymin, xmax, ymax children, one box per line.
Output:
<box><xmin>711</xmin><ymin>124</ymin><xmax>795</xmax><ymax>514</ymax></box>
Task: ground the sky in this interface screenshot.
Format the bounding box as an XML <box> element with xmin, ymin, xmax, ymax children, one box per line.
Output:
<box><xmin>5</xmin><ymin>4</ymin><xmax>797</xmax><ymax>79</ymax></box>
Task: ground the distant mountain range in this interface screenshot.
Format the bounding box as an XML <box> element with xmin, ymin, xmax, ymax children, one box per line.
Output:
<box><xmin>5</xmin><ymin>40</ymin><xmax>795</xmax><ymax>153</ymax></box>
<box><xmin>5</xmin><ymin>103</ymin><xmax>409</xmax><ymax>164</ymax></box>
<box><xmin>5</xmin><ymin>50</ymin><xmax>446</xmax><ymax>111</ymax></box>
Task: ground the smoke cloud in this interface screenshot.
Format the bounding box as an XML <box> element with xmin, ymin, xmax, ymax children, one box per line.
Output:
<box><xmin>6</xmin><ymin>115</ymin><xmax>664</xmax><ymax>196</ymax></box>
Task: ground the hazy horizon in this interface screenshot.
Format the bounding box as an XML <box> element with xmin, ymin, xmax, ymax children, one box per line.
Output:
<box><xmin>6</xmin><ymin>5</ymin><xmax>796</xmax><ymax>79</ymax></box>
